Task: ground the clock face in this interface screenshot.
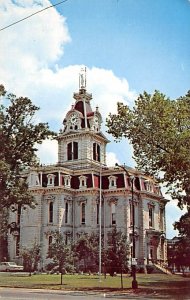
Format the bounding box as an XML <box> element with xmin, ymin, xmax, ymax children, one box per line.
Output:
<box><xmin>70</xmin><ymin>114</ymin><xmax>78</xmax><ymax>125</ymax></box>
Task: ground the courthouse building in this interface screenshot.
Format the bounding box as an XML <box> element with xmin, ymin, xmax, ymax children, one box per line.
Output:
<box><xmin>8</xmin><ymin>76</ymin><xmax>168</xmax><ymax>270</ymax></box>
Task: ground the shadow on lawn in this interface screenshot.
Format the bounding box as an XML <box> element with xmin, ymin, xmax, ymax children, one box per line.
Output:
<box><xmin>140</xmin><ymin>277</ymin><xmax>190</xmax><ymax>297</ymax></box>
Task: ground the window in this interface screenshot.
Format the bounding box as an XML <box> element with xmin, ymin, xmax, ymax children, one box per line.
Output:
<box><xmin>47</xmin><ymin>174</ymin><xmax>56</xmax><ymax>186</ymax></box>
<box><xmin>160</xmin><ymin>208</ymin><xmax>164</xmax><ymax>231</ymax></box>
<box><xmin>144</xmin><ymin>180</ymin><xmax>153</xmax><ymax>192</ymax></box>
<box><xmin>67</xmin><ymin>142</ymin><xmax>78</xmax><ymax>160</ymax></box>
<box><xmin>97</xmin><ymin>203</ymin><xmax>99</xmax><ymax>225</ymax></box>
<box><xmin>48</xmin><ymin>236</ymin><xmax>53</xmax><ymax>251</ymax></box>
<box><xmin>63</xmin><ymin>175</ymin><xmax>71</xmax><ymax>188</ymax></box>
<box><xmin>81</xmin><ymin>203</ymin><xmax>85</xmax><ymax>224</ymax></box>
<box><xmin>49</xmin><ymin>236</ymin><xmax>52</xmax><ymax>246</ymax></box>
<box><xmin>93</xmin><ymin>143</ymin><xmax>100</xmax><ymax>161</ymax></box>
<box><xmin>111</xmin><ymin>203</ymin><xmax>116</xmax><ymax>225</ymax></box>
<box><xmin>49</xmin><ymin>202</ymin><xmax>53</xmax><ymax>223</ymax></box>
<box><xmin>149</xmin><ymin>206</ymin><xmax>154</xmax><ymax>227</ymax></box>
<box><xmin>65</xmin><ymin>202</ymin><xmax>68</xmax><ymax>224</ymax></box>
<box><xmin>79</xmin><ymin>175</ymin><xmax>87</xmax><ymax>189</ymax></box>
<box><xmin>108</xmin><ymin>176</ymin><xmax>117</xmax><ymax>189</ymax></box>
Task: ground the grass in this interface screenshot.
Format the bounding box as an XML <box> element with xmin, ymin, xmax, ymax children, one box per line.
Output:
<box><xmin>0</xmin><ymin>273</ymin><xmax>190</xmax><ymax>298</ymax></box>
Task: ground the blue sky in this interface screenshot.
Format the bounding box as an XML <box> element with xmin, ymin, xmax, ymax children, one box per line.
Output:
<box><xmin>0</xmin><ymin>0</ymin><xmax>189</xmax><ymax>238</ymax></box>
<box><xmin>55</xmin><ymin>0</ymin><xmax>190</xmax><ymax>98</ymax></box>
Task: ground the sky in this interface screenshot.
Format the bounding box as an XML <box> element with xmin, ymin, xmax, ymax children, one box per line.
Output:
<box><xmin>0</xmin><ymin>0</ymin><xmax>190</xmax><ymax>238</ymax></box>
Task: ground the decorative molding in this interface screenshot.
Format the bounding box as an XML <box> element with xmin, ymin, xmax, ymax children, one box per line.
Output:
<box><xmin>147</xmin><ymin>201</ymin><xmax>155</xmax><ymax>208</ymax></box>
<box><xmin>77</xmin><ymin>196</ymin><xmax>87</xmax><ymax>205</ymax></box>
<box><xmin>45</xmin><ymin>195</ymin><xmax>56</xmax><ymax>202</ymax></box>
<box><xmin>107</xmin><ymin>197</ymin><xmax>118</xmax><ymax>206</ymax></box>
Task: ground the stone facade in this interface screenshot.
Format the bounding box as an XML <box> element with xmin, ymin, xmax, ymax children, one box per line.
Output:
<box><xmin>8</xmin><ymin>79</ymin><xmax>168</xmax><ymax>270</ymax></box>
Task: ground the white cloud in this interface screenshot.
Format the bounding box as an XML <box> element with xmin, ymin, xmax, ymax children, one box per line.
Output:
<box><xmin>37</xmin><ymin>139</ymin><xmax>58</xmax><ymax>165</ymax></box>
<box><xmin>0</xmin><ymin>0</ymin><xmax>70</xmax><ymax>95</ymax></box>
<box><xmin>106</xmin><ymin>152</ymin><xmax>120</xmax><ymax>167</ymax></box>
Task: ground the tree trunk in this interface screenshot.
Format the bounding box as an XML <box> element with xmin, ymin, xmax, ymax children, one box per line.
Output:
<box><xmin>120</xmin><ymin>266</ymin><xmax>123</xmax><ymax>289</ymax></box>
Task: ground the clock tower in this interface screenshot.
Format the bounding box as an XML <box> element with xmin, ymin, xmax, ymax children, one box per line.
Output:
<box><xmin>57</xmin><ymin>69</ymin><xmax>109</xmax><ymax>169</ymax></box>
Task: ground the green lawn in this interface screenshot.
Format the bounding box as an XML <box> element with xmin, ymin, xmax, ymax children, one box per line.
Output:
<box><xmin>0</xmin><ymin>273</ymin><xmax>190</xmax><ymax>297</ymax></box>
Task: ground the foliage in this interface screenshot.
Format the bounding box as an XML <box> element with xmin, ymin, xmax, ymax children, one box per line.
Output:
<box><xmin>106</xmin><ymin>228</ymin><xmax>130</xmax><ymax>288</ymax></box>
<box><xmin>168</xmin><ymin>237</ymin><xmax>190</xmax><ymax>273</ymax></box>
<box><xmin>106</xmin><ymin>90</ymin><xmax>190</xmax><ymax>236</ymax></box>
<box><xmin>20</xmin><ymin>242</ymin><xmax>41</xmax><ymax>275</ymax></box>
<box><xmin>46</xmin><ymin>231</ymin><xmax>73</xmax><ymax>284</ymax></box>
<box><xmin>74</xmin><ymin>232</ymin><xmax>99</xmax><ymax>272</ymax></box>
<box><xmin>0</xmin><ymin>84</ymin><xmax>56</xmax><ymax>211</ymax></box>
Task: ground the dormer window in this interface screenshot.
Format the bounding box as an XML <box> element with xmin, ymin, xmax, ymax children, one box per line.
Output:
<box><xmin>144</xmin><ymin>180</ymin><xmax>153</xmax><ymax>192</ymax></box>
<box><xmin>79</xmin><ymin>175</ymin><xmax>87</xmax><ymax>189</ymax></box>
<box><xmin>47</xmin><ymin>174</ymin><xmax>56</xmax><ymax>187</ymax></box>
<box><xmin>108</xmin><ymin>175</ymin><xmax>117</xmax><ymax>189</ymax></box>
<box><xmin>28</xmin><ymin>172</ymin><xmax>40</xmax><ymax>187</ymax></box>
<box><xmin>63</xmin><ymin>175</ymin><xmax>71</xmax><ymax>188</ymax></box>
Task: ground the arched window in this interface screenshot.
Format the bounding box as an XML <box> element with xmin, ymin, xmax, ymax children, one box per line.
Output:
<box><xmin>81</xmin><ymin>203</ymin><xmax>85</xmax><ymax>224</ymax></box>
<box><xmin>93</xmin><ymin>143</ymin><xmax>100</xmax><ymax>161</ymax></box>
<box><xmin>67</xmin><ymin>142</ymin><xmax>78</xmax><ymax>160</ymax></box>
<box><xmin>49</xmin><ymin>202</ymin><xmax>53</xmax><ymax>223</ymax></box>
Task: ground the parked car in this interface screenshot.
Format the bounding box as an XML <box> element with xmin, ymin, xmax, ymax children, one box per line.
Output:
<box><xmin>0</xmin><ymin>262</ymin><xmax>24</xmax><ymax>272</ymax></box>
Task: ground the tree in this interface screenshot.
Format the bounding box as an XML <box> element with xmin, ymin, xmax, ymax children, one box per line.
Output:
<box><xmin>20</xmin><ymin>242</ymin><xmax>41</xmax><ymax>276</ymax></box>
<box><xmin>168</xmin><ymin>237</ymin><xmax>190</xmax><ymax>274</ymax></box>
<box><xmin>47</xmin><ymin>231</ymin><xmax>73</xmax><ymax>285</ymax></box>
<box><xmin>74</xmin><ymin>233</ymin><xmax>99</xmax><ymax>273</ymax></box>
<box><xmin>106</xmin><ymin>90</ymin><xmax>190</xmax><ymax>236</ymax></box>
<box><xmin>106</xmin><ymin>228</ymin><xmax>130</xmax><ymax>288</ymax></box>
<box><xmin>0</xmin><ymin>85</ymin><xmax>55</xmax><ymax>258</ymax></box>
<box><xmin>0</xmin><ymin>84</ymin><xmax>55</xmax><ymax>210</ymax></box>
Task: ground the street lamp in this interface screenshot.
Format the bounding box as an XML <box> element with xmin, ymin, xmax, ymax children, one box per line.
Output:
<box><xmin>115</xmin><ymin>163</ymin><xmax>138</xmax><ymax>289</ymax></box>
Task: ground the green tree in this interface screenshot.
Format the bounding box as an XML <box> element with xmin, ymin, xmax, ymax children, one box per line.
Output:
<box><xmin>168</xmin><ymin>237</ymin><xmax>190</xmax><ymax>274</ymax></box>
<box><xmin>0</xmin><ymin>85</ymin><xmax>55</xmax><ymax>258</ymax></box>
<box><xmin>106</xmin><ymin>90</ymin><xmax>190</xmax><ymax>236</ymax></box>
<box><xmin>106</xmin><ymin>228</ymin><xmax>130</xmax><ymax>288</ymax></box>
<box><xmin>20</xmin><ymin>242</ymin><xmax>41</xmax><ymax>276</ymax></box>
<box><xmin>47</xmin><ymin>231</ymin><xmax>73</xmax><ymax>285</ymax></box>
<box><xmin>74</xmin><ymin>233</ymin><xmax>99</xmax><ymax>273</ymax></box>
<box><xmin>0</xmin><ymin>84</ymin><xmax>55</xmax><ymax>210</ymax></box>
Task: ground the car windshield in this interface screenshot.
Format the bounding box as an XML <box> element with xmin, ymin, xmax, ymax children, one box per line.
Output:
<box><xmin>8</xmin><ymin>262</ymin><xmax>17</xmax><ymax>265</ymax></box>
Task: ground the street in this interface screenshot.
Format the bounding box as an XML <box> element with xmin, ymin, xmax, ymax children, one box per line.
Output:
<box><xmin>0</xmin><ymin>287</ymin><xmax>185</xmax><ymax>300</ymax></box>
